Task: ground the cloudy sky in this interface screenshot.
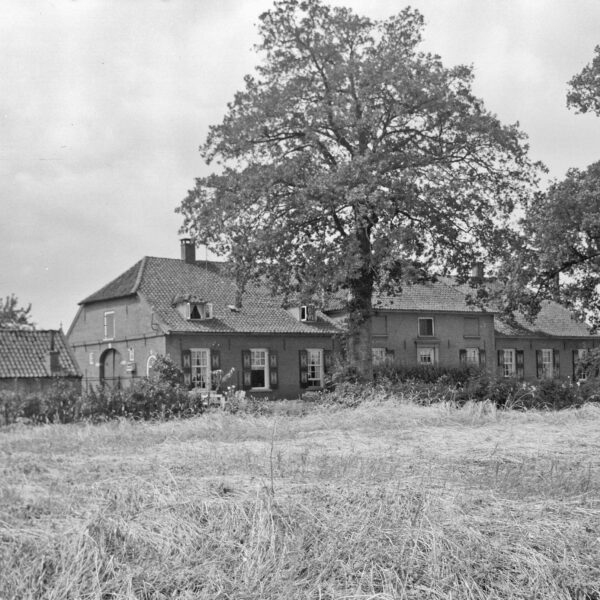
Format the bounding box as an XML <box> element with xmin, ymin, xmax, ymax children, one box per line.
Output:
<box><xmin>1</xmin><ymin>0</ymin><xmax>600</xmax><ymax>330</ymax></box>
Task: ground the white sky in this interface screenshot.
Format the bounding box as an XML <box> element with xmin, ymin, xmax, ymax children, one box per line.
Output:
<box><xmin>1</xmin><ymin>0</ymin><xmax>600</xmax><ymax>329</ymax></box>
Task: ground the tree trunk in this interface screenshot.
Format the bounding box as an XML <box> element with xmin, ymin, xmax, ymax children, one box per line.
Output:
<box><xmin>346</xmin><ymin>228</ymin><xmax>374</xmax><ymax>381</ymax></box>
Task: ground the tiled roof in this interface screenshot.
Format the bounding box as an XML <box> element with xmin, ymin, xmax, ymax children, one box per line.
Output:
<box><xmin>0</xmin><ymin>329</ymin><xmax>82</xmax><ymax>378</ymax></box>
<box><xmin>328</xmin><ymin>279</ymin><xmax>490</xmax><ymax>314</ymax></box>
<box><xmin>82</xmin><ymin>257</ymin><xmax>340</xmax><ymax>335</ymax></box>
<box><xmin>494</xmin><ymin>302</ymin><xmax>595</xmax><ymax>338</ymax></box>
<box><xmin>80</xmin><ymin>259</ymin><xmax>145</xmax><ymax>304</ymax></box>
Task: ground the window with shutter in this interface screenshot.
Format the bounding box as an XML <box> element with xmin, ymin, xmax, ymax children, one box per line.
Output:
<box><xmin>502</xmin><ymin>349</ymin><xmax>516</xmax><ymax>377</ymax></box>
<box><xmin>537</xmin><ymin>349</ymin><xmax>555</xmax><ymax>379</ymax></box>
<box><xmin>479</xmin><ymin>349</ymin><xmax>486</xmax><ymax>367</ymax></box>
<box><xmin>242</xmin><ymin>350</ymin><xmax>252</xmax><ymax>390</ymax></box>
<box><xmin>181</xmin><ymin>349</ymin><xmax>192</xmax><ymax>387</ymax></box>
<box><xmin>269</xmin><ymin>351</ymin><xmax>278</xmax><ymax>389</ymax></box>
<box><xmin>190</xmin><ymin>349</ymin><xmax>210</xmax><ymax>390</ymax></box>
<box><xmin>306</xmin><ymin>349</ymin><xmax>323</xmax><ymax>387</ymax></box>
<box><xmin>574</xmin><ymin>349</ymin><xmax>587</xmax><ymax>381</ymax></box>
<box><xmin>299</xmin><ymin>349</ymin><xmax>309</xmax><ymax>388</ymax></box>
<box><xmin>515</xmin><ymin>350</ymin><xmax>524</xmax><ymax>379</ymax></box>
<box><xmin>240</xmin><ymin>349</ymin><xmax>270</xmax><ymax>391</ymax></box>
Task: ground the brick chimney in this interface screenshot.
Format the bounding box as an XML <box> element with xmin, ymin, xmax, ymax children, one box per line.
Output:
<box><xmin>180</xmin><ymin>238</ymin><xmax>196</xmax><ymax>264</ymax></box>
<box><xmin>46</xmin><ymin>331</ymin><xmax>60</xmax><ymax>376</ymax></box>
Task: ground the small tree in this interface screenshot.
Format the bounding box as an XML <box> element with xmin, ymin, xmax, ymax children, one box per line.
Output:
<box><xmin>178</xmin><ymin>0</ymin><xmax>540</xmax><ymax>378</ymax></box>
<box><xmin>0</xmin><ymin>294</ymin><xmax>35</xmax><ymax>330</ymax></box>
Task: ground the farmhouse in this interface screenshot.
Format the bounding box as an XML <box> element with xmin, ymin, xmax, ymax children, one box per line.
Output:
<box><xmin>67</xmin><ymin>239</ymin><xmax>338</xmax><ymax>397</ymax></box>
<box><xmin>68</xmin><ymin>240</ymin><xmax>600</xmax><ymax>397</ymax></box>
<box><xmin>0</xmin><ymin>329</ymin><xmax>82</xmax><ymax>393</ymax></box>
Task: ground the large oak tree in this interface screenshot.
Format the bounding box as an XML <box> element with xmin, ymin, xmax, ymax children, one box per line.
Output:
<box><xmin>178</xmin><ymin>0</ymin><xmax>539</xmax><ymax>377</ymax></box>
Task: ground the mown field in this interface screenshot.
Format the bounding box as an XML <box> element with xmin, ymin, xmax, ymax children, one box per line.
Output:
<box><xmin>1</xmin><ymin>399</ymin><xmax>599</xmax><ymax>599</ymax></box>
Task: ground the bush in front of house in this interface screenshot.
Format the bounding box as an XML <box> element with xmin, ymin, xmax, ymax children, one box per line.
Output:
<box><xmin>373</xmin><ymin>361</ymin><xmax>482</xmax><ymax>386</ymax></box>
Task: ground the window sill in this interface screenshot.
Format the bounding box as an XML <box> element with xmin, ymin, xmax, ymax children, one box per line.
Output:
<box><xmin>463</xmin><ymin>335</ymin><xmax>481</xmax><ymax>339</ymax></box>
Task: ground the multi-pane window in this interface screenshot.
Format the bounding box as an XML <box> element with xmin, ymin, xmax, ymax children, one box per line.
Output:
<box><xmin>191</xmin><ymin>349</ymin><xmax>210</xmax><ymax>390</ymax></box>
<box><xmin>251</xmin><ymin>349</ymin><xmax>269</xmax><ymax>389</ymax></box>
<box><xmin>503</xmin><ymin>349</ymin><xmax>516</xmax><ymax>377</ymax></box>
<box><xmin>307</xmin><ymin>349</ymin><xmax>323</xmax><ymax>386</ymax></box>
<box><xmin>418</xmin><ymin>347</ymin><xmax>435</xmax><ymax>365</ymax></box>
<box><xmin>465</xmin><ymin>348</ymin><xmax>480</xmax><ymax>365</ymax></box>
<box><xmin>372</xmin><ymin>347</ymin><xmax>387</xmax><ymax>365</ymax></box>
<box><xmin>575</xmin><ymin>348</ymin><xmax>588</xmax><ymax>381</ymax></box>
<box><xmin>104</xmin><ymin>311</ymin><xmax>115</xmax><ymax>340</ymax></box>
<box><xmin>418</xmin><ymin>318</ymin><xmax>434</xmax><ymax>337</ymax></box>
<box><xmin>541</xmin><ymin>348</ymin><xmax>553</xmax><ymax>379</ymax></box>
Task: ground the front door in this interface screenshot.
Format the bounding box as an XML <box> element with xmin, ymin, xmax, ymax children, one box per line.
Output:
<box><xmin>100</xmin><ymin>348</ymin><xmax>122</xmax><ymax>388</ymax></box>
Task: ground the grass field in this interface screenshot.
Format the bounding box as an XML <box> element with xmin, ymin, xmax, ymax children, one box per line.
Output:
<box><xmin>1</xmin><ymin>399</ymin><xmax>599</xmax><ymax>599</ymax></box>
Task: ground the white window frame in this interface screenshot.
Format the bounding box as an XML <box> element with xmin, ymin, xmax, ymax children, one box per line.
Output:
<box><xmin>306</xmin><ymin>348</ymin><xmax>323</xmax><ymax>387</ymax></box>
<box><xmin>191</xmin><ymin>348</ymin><xmax>211</xmax><ymax>391</ymax></box>
<box><xmin>576</xmin><ymin>348</ymin><xmax>588</xmax><ymax>381</ymax></box>
<box><xmin>146</xmin><ymin>355</ymin><xmax>157</xmax><ymax>377</ymax></box>
<box><xmin>541</xmin><ymin>348</ymin><xmax>553</xmax><ymax>379</ymax></box>
<box><xmin>250</xmin><ymin>348</ymin><xmax>270</xmax><ymax>391</ymax></box>
<box><xmin>103</xmin><ymin>311</ymin><xmax>115</xmax><ymax>340</ymax></box>
<box><xmin>418</xmin><ymin>347</ymin><xmax>436</xmax><ymax>365</ymax></box>
<box><xmin>503</xmin><ymin>349</ymin><xmax>516</xmax><ymax>377</ymax></box>
<box><xmin>465</xmin><ymin>347</ymin><xmax>480</xmax><ymax>365</ymax></box>
<box><xmin>187</xmin><ymin>302</ymin><xmax>213</xmax><ymax>321</ymax></box>
<box><xmin>372</xmin><ymin>347</ymin><xmax>387</xmax><ymax>365</ymax></box>
<box><xmin>418</xmin><ymin>317</ymin><xmax>434</xmax><ymax>337</ymax></box>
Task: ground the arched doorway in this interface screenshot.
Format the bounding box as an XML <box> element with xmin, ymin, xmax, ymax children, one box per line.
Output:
<box><xmin>100</xmin><ymin>348</ymin><xmax>122</xmax><ymax>388</ymax></box>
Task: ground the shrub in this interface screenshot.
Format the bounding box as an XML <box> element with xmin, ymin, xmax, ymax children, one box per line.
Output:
<box><xmin>151</xmin><ymin>354</ymin><xmax>183</xmax><ymax>386</ymax></box>
<box><xmin>373</xmin><ymin>361</ymin><xmax>482</xmax><ymax>386</ymax></box>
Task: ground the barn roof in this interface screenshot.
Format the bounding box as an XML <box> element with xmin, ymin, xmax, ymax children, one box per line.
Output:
<box><xmin>0</xmin><ymin>329</ymin><xmax>82</xmax><ymax>379</ymax></box>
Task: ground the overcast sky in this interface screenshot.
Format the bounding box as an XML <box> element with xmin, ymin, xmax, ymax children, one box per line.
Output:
<box><xmin>1</xmin><ymin>0</ymin><xmax>600</xmax><ymax>330</ymax></box>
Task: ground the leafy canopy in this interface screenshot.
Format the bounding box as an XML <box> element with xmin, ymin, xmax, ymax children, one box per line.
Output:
<box><xmin>504</xmin><ymin>162</ymin><xmax>600</xmax><ymax>330</ymax></box>
<box><xmin>0</xmin><ymin>294</ymin><xmax>35</xmax><ymax>330</ymax></box>
<box><xmin>504</xmin><ymin>45</ymin><xmax>600</xmax><ymax>330</ymax></box>
<box><xmin>567</xmin><ymin>45</ymin><xmax>600</xmax><ymax>116</ymax></box>
<box><xmin>178</xmin><ymin>0</ymin><xmax>538</xmax><ymax>308</ymax></box>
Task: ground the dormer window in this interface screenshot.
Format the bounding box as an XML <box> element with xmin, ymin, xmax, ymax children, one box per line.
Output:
<box><xmin>300</xmin><ymin>304</ymin><xmax>316</xmax><ymax>322</ymax></box>
<box><xmin>187</xmin><ymin>302</ymin><xmax>213</xmax><ymax>321</ymax></box>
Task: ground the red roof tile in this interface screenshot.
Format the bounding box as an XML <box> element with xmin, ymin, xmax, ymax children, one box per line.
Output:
<box><xmin>82</xmin><ymin>257</ymin><xmax>340</xmax><ymax>335</ymax></box>
<box><xmin>494</xmin><ymin>301</ymin><xmax>595</xmax><ymax>338</ymax></box>
<box><xmin>0</xmin><ymin>329</ymin><xmax>82</xmax><ymax>379</ymax></box>
<box><xmin>328</xmin><ymin>279</ymin><xmax>490</xmax><ymax>314</ymax></box>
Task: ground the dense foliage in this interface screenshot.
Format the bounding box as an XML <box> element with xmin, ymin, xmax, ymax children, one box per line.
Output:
<box><xmin>178</xmin><ymin>0</ymin><xmax>539</xmax><ymax>378</ymax></box>
<box><xmin>567</xmin><ymin>44</ymin><xmax>600</xmax><ymax>115</ymax></box>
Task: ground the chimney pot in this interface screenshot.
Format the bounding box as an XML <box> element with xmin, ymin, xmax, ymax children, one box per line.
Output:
<box><xmin>180</xmin><ymin>238</ymin><xmax>196</xmax><ymax>264</ymax></box>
